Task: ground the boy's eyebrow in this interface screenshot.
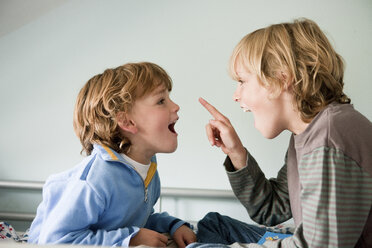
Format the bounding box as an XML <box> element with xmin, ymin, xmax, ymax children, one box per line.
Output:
<box><xmin>153</xmin><ymin>86</ymin><xmax>168</xmax><ymax>96</ymax></box>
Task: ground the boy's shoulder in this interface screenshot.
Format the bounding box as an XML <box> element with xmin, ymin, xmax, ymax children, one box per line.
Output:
<box><xmin>305</xmin><ymin>102</ymin><xmax>370</xmax><ymax>135</ymax></box>
<box><xmin>322</xmin><ymin>103</ymin><xmax>372</xmax><ymax>136</ymax></box>
<box><xmin>325</xmin><ymin>103</ymin><xmax>368</xmax><ymax>122</ymax></box>
<box><xmin>82</xmin><ymin>145</ymin><xmax>158</xmax><ymax>186</ymax></box>
<box><xmin>80</xmin><ymin>144</ymin><xmax>135</xmax><ymax>182</ymax></box>
<box><xmin>44</xmin><ymin>144</ymin><xmax>142</xmax><ymax>191</ymax></box>
<box><xmin>92</xmin><ymin>144</ymin><xmax>157</xmax><ymax>164</ymax></box>
<box><xmin>300</xmin><ymin>103</ymin><xmax>372</xmax><ymax>165</ymax></box>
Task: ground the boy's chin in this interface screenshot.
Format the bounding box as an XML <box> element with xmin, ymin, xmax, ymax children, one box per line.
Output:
<box><xmin>259</xmin><ymin>128</ymin><xmax>282</xmax><ymax>139</ymax></box>
<box><xmin>168</xmin><ymin>145</ymin><xmax>178</xmax><ymax>153</ymax></box>
<box><xmin>161</xmin><ymin>143</ymin><xmax>178</xmax><ymax>153</ymax></box>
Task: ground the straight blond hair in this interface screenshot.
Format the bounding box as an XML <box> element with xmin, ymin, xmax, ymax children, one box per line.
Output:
<box><xmin>230</xmin><ymin>18</ymin><xmax>350</xmax><ymax>122</ymax></box>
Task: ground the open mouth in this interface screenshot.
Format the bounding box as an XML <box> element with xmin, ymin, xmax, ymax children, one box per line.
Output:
<box><xmin>168</xmin><ymin>121</ymin><xmax>177</xmax><ymax>134</ymax></box>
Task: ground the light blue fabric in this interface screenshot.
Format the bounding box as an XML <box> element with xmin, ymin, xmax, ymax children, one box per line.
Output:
<box><xmin>28</xmin><ymin>144</ymin><xmax>187</xmax><ymax>246</ymax></box>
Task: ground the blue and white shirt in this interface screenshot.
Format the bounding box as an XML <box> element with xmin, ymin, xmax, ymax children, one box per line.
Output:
<box><xmin>28</xmin><ymin>144</ymin><xmax>187</xmax><ymax>246</ymax></box>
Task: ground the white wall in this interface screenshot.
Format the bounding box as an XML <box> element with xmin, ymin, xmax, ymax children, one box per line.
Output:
<box><xmin>1</xmin><ymin>0</ymin><xmax>371</xmax><ymax>226</ymax></box>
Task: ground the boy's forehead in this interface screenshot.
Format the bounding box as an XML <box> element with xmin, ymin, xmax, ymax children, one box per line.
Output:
<box><xmin>235</xmin><ymin>61</ymin><xmax>253</xmax><ymax>77</ymax></box>
<box><xmin>152</xmin><ymin>84</ymin><xmax>168</xmax><ymax>95</ymax></box>
<box><xmin>138</xmin><ymin>85</ymin><xmax>168</xmax><ymax>101</ymax></box>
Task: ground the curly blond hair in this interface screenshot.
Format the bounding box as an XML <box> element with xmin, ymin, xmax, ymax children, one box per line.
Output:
<box><xmin>229</xmin><ymin>18</ymin><xmax>350</xmax><ymax>122</ymax></box>
<box><xmin>73</xmin><ymin>62</ymin><xmax>172</xmax><ymax>155</ymax></box>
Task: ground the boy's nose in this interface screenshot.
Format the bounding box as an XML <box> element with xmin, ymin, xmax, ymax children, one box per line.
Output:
<box><xmin>233</xmin><ymin>87</ymin><xmax>240</xmax><ymax>102</ymax></box>
<box><xmin>172</xmin><ymin>100</ymin><xmax>180</xmax><ymax>112</ymax></box>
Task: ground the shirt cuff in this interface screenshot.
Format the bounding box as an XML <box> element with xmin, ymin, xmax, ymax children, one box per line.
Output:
<box><xmin>223</xmin><ymin>148</ymin><xmax>249</xmax><ymax>172</ymax></box>
<box><xmin>169</xmin><ymin>219</ymin><xmax>188</xmax><ymax>236</ymax></box>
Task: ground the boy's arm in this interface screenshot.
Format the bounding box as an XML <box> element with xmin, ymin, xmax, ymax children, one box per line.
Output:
<box><xmin>233</xmin><ymin>146</ymin><xmax>372</xmax><ymax>247</ymax></box>
<box><xmin>145</xmin><ymin>210</ymin><xmax>191</xmax><ymax>236</ymax></box>
<box><xmin>34</xmin><ymin>181</ymin><xmax>139</xmax><ymax>247</ymax></box>
<box><xmin>225</xmin><ymin>150</ymin><xmax>292</xmax><ymax>226</ymax></box>
<box><xmin>293</xmin><ymin>147</ymin><xmax>372</xmax><ymax>247</ymax></box>
<box><xmin>145</xmin><ymin>211</ymin><xmax>196</xmax><ymax>248</ymax></box>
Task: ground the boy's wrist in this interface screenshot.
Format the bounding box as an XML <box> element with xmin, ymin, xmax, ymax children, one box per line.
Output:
<box><xmin>228</xmin><ymin>147</ymin><xmax>247</xmax><ymax>170</ymax></box>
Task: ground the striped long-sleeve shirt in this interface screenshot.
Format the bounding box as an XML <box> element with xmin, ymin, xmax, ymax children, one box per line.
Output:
<box><xmin>225</xmin><ymin>103</ymin><xmax>372</xmax><ymax>247</ymax></box>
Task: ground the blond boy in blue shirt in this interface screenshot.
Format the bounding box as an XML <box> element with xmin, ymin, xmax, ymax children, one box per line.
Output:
<box><xmin>28</xmin><ymin>62</ymin><xmax>196</xmax><ymax>247</ymax></box>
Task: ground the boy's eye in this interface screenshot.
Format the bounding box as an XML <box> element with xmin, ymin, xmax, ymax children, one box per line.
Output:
<box><xmin>157</xmin><ymin>98</ymin><xmax>165</xmax><ymax>105</ymax></box>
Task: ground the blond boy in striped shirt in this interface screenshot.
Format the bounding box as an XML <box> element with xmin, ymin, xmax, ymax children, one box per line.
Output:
<box><xmin>194</xmin><ymin>18</ymin><xmax>372</xmax><ymax>248</ymax></box>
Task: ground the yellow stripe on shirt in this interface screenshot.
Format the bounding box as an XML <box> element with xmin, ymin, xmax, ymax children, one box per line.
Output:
<box><xmin>144</xmin><ymin>161</ymin><xmax>157</xmax><ymax>188</ymax></box>
<box><xmin>101</xmin><ymin>144</ymin><xmax>119</xmax><ymax>161</ymax></box>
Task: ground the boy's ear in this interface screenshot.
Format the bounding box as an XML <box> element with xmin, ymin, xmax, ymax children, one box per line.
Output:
<box><xmin>280</xmin><ymin>71</ymin><xmax>293</xmax><ymax>90</ymax></box>
<box><xmin>117</xmin><ymin>112</ymin><xmax>138</xmax><ymax>134</ymax></box>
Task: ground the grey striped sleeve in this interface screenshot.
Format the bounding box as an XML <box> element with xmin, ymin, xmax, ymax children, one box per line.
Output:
<box><xmin>225</xmin><ymin>146</ymin><xmax>372</xmax><ymax>247</ymax></box>
<box><xmin>298</xmin><ymin>146</ymin><xmax>372</xmax><ymax>247</ymax></box>
<box><xmin>226</xmin><ymin>152</ymin><xmax>291</xmax><ymax>226</ymax></box>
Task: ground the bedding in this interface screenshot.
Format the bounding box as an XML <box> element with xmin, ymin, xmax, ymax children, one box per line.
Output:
<box><xmin>0</xmin><ymin>222</ymin><xmax>28</xmax><ymax>243</ymax></box>
<box><xmin>0</xmin><ymin>221</ymin><xmax>179</xmax><ymax>247</ymax></box>
<box><xmin>1</xmin><ymin>220</ymin><xmax>294</xmax><ymax>247</ymax></box>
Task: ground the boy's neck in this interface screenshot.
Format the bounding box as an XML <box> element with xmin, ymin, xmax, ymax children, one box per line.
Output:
<box><xmin>287</xmin><ymin>107</ymin><xmax>310</xmax><ymax>135</ymax></box>
<box><xmin>125</xmin><ymin>147</ymin><xmax>154</xmax><ymax>165</ymax></box>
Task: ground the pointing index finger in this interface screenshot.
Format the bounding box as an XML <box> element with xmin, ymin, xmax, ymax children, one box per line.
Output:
<box><xmin>198</xmin><ymin>97</ymin><xmax>226</xmax><ymax>121</ymax></box>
